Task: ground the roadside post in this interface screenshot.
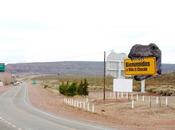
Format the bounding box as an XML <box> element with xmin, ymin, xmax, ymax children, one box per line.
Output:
<box><xmin>142</xmin><ymin>95</ymin><xmax>145</xmax><ymax>101</ymax></box>
<box><xmin>165</xmin><ymin>97</ymin><xmax>168</xmax><ymax>107</ymax></box>
<box><xmin>156</xmin><ymin>97</ymin><xmax>159</xmax><ymax>104</ymax></box>
<box><xmin>131</xmin><ymin>100</ymin><xmax>134</xmax><ymax>109</ymax></box>
<box><xmin>141</xmin><ymin>80</ymin><xmax>145</xmax><ymax>93</ymax></box>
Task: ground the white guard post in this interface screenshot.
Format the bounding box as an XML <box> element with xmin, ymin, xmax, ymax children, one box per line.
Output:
<box><xmin>141</xmin><ymin>80</ymin><xmax>145</xmax><ymax>93</ymax></box>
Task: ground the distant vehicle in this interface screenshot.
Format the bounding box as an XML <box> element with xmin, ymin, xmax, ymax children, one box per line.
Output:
<box><xmin>13</xmin><ymin>81</ymin><xmax>20</xmax><ymax>86</ymax></box>
<box><xmin>0</xmin><ymin>82</ymin><xmax>4</xmax><ymax>87</ymax></box>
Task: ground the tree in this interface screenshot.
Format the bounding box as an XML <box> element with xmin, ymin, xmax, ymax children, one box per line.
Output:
<box><xmin>59</xmin><ymin>82</ymin><xmax>67</xmax><ymax>95</ymax></box>
<box><xmin>77</xmin><ymin>80</ymin><xmax>84</xmax><ymax>95</ymax></box>
<box><xmin>67</xmin><ymin>82</ymin><xmax>77</xmax><ymax>96</ymax></box>
<box><xmin>83</xmin><ymin>79</ymin><xmax>89</xmax><ymax>96</ymax></box>
<box><xmin>58</xmin><ymin>79</ymin><xmax>89</xmax><ymax>96</ymax></box>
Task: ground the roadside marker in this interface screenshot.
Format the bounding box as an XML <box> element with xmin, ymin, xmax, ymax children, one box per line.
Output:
<box><xmin>87</xmin><ymin>103</ymin><xmax>90</xmax><ymax>111</ymax></box>
<box><xmin>126</xmin><ymin>93</ymin><xmax>129</xmax><ymax>99</ymax></box>
<box><xmin>92</xmin><ymin>104</ymin><xmax>95</xmax><ymax>113</ymax></box>
<box><xmin>71</xmin><ymin>99</ymin><xmax>73</xmax><ymax>106</ymax></box>
<box><xmin>165</xmin><ymin>97</ymin><xmax>168</xmax><ymax>107</ymax></box>
<box><xmin>136</xmin><ymin>94</ymin><xmax>139</xmax><ymax>101</ymax></box>
<box><xmin>131</xmin><ymin>100</ymin><xmax>134</xmax><ymax>109</ymax></box>
<box><xmin>79</xmin><ymin>102</ymin><xmax>82</xmax><ymax>108</ymax></box>
<box><xmin>156</xmin><ymin>97</ymin><xmax>159</xmax><ymax>104</ymax></box>
<box><xmin>142</xmin><ymin>95</ymin><xmax>145</xmax><ymax>101</ymax></box>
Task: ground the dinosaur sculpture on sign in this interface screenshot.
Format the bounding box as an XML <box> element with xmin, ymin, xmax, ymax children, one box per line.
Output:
<box><xmin>128</xmin><ymin>43</ymin><xmax>161</xmax><ymax>81</ymax></box>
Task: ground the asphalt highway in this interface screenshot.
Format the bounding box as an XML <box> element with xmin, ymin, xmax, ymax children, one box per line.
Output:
<box><xmin>0</xmin><ymin>83</ymin><xmax>116</xmax><ymax>130</ymax></box>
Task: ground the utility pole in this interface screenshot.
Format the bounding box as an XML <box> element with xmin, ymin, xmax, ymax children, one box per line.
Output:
<box><xmin>103</xmin><ymin>51</ymin><xmax>106</xmax><ymax>100</ymax></box>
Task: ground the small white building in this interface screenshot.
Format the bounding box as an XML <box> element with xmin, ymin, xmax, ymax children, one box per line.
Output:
<box><xmin>106</xmin><ymin>51</ymin><xmax>127</xmax><ymax>78</ymax></box>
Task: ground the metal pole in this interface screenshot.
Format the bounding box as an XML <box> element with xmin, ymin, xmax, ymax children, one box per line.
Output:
<box><xmin>103</xmin><ymin>51</ymin><xmax>106</xmax><ymax>100</ymax></box>
<box><xmin>118</xmin><ymin>61</ymin><xmax>121</xmax><ymax>78</ymax></box>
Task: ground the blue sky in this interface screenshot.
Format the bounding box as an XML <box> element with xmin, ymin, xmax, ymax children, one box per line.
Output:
<box><xmin>0</xmin><ymin>0</ymin><xmax>175</xmax><ymax>63</ymax></box>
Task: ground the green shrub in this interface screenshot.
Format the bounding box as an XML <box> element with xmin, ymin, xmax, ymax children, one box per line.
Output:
<box><xmin>77</xmin><ymin>80</ymin><xmax>84</xmax><ymax>95</ymax></box>
<box><xmin>59</xmin><ymin>82</ymin><xmax>68</xmax><ymax>95</ymax></box>
<box><xmin>67</xmin><ymin>82</ymin><xmax>77</xmax><ymax>96</ymax></box>
<box><xmin>58</xmin><ymin>79</ymin><xmax>89</xmax><ymax>96</ymax></box>
<box><xmin>44</xmin><ymin>84</ymin><xmax>48</xmax><ymax>88</ymax></box>
<box><xmin>82</xmin><ymin>79</ymin><xmax>89</xmax><ymax>96</ymax></box>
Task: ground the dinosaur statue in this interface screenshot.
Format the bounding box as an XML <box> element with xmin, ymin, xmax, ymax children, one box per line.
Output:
<box><xmin>128</xmin><ymin>43</ymin><xmax>161</xmax><ymax>81</ymax></box>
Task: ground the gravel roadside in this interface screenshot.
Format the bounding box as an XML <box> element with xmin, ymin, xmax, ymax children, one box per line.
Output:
<box><xmin>27</xmin><ymin>83</ymin><xmax>175</xmax><ymax>130</ymax></box>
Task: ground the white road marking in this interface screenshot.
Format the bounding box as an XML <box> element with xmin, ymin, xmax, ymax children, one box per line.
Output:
<box><xmin>0</xmin><ymin>86</ymin><xmax>24</xmax><ymax>130</ymax></box>
<box><xmin>7</xmin><ymin>122</ymin><xmax>12</xmax><ymax>125</ymax></box>
<box><xmin>23</xmin><ymin>84</ymin><xmax>111</xmax><ymax>130</ymax></box>
<box><xmin>11</xmin><ymin>124</ymin><xmax>16</xmax><ymax>128</ymax></box>
<box><xmin>0</xmin><ymin>116</ymin><xmax>22</xmax><ymax>130</ymax></box>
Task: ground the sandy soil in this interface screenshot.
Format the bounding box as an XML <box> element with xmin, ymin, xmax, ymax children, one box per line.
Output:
<box><xmin>28</xmin><ymin>83</ymin><xmax>175</xmax><ymax>130</ymax></box>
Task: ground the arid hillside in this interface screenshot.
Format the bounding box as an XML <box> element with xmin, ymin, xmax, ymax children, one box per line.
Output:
<box><xmin>6</xmin><ymin>62</ymin><xmax>175</xmax><ymax>75</ymax></box>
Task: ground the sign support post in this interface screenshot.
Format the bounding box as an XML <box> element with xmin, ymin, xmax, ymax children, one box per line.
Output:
<box><xmin>141</xmin><ymin>80</ymin><xmax>145</xmax><ymax>93</ymax></box>
<box><xmin>124</xmin><ymin>57</ymin><xmax>156</xmax><ymax>93</ymax></box>
<box><xmin>103</xmin><ymin>51</ymin><xmax>106</xmax><ymax>100</ymax></box>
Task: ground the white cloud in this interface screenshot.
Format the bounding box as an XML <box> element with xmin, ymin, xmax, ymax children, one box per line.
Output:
<box><xmin>0</xmin><ymin>0</ymin><xmax>175</xmax><ymax>63</ymax></box>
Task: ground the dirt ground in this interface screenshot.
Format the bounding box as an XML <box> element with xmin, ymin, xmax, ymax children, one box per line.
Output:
<box><xmin>28</xmin><ymin>83</ymin><xmax>175</xmax><ymax>130</ymax></box>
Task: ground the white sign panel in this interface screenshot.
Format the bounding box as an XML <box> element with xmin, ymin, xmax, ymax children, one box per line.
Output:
<box><xmin>113</xmin><ymin>79</ymin><xmax>133</xmax><ymax>92</ymax></box>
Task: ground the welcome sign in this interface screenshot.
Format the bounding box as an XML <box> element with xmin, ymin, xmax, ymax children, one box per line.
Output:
<box><xmin>124</xmin><ymin>57</ymin><xmax>156</xmax><ymax>75</ymax></box>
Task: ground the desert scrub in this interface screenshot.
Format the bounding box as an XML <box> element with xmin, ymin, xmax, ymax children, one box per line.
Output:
<box><xmin>58</xmin><ymin>79</ymin><xmax>89</xmax><ymax>97</ymax></box>
<box><xmin>43</xmin><ymin>84</ymin><xmax>49</xmax><ymax>88</ymax></box>
<box><xmin>133</xmin><ymin>85</ymin><xmax>141</xmax><ymax>92</ymax></box>
<box><xmin>146</xmin><ymin>85</ymin><xmax>175</xmax><ymax>96</ymax></box>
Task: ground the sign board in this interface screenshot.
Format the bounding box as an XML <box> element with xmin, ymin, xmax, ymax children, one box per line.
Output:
<box><xmin>32</xmin><ymin>80</ymin><xmax>37</xmax><ymax>84</ymax></box>
<box><xmin>106</xmin><ymin>51</ymin><xmax>127</xmax><ymax>78</ymax></box>
<box><xmin>113</xmin><ymin>79</ymin><xmax>133</xmax><ymax>92</ymax></box>
<box><xmin>0</xmin><ymin>63</ymin><xmax>5</xmax><ymax>72</ymax></box>
<box><xmin>124</xmin><ymin>57</ymin><xmax>156</xmax><ymax>75</ymax></box>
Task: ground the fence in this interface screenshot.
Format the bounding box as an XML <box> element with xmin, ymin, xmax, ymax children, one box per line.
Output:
<box><xmin>63</xmin><ymin>98</ymin><xmax>95</xmax><ymax>113</ymax></box>
<box><xmin>108</xmin><ymin>92</ymin><xmax>175</xmax><ymax>109</ymax></box>
<box><xmin>64</xmin><ymin>92</ymin><xmax>175</xmax><ymax>112</ymax></box>
<box><xmin>129</xmin><ymin>95</ymin><xmax>174</xmax><ymax>109</ymax></box>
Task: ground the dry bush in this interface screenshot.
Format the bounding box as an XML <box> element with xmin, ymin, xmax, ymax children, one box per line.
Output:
<box><xmin>146</xmin><ymin>85</ymin><xmax>175</xmax><ymax>96</ymax></box>
<box><xmin>133</xmin><ymin>85</ymin><xmax>141</xmax><ymax>91</ymax></box>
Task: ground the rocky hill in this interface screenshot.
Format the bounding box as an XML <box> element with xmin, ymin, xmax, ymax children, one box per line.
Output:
<box><xmin>6</xmin><ymin>61</ymin><xmax>175</xmax><ymax>76</ymax></box>
<box><xmin>6</xmin><ymin>62</ymin><xmax>103</xmax><ymax>76</ymax></box>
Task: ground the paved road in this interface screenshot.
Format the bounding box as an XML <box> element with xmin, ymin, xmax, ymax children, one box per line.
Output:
<box><xmin>0</xmin><ymin>83</ymin><xmax>116</xmax><ymax>130</ymax></box>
